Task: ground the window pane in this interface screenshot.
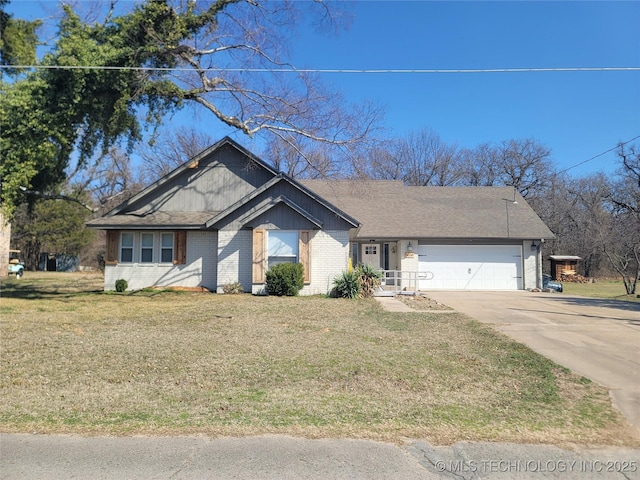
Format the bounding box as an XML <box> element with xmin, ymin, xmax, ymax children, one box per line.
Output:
<box><xmin>121</xmin><ymin>248</ymin><xmax>133</xmax><ymax>263</ymax></box>
<box><xmin>268</xmin><ymin>231</ymin><xmax>298</xmax><ymax>257</ymax></box>
<box><xmin>121</xmin><ymin>233</ymin><xmax>133</xmax><ymax>247</ymax></box>
<box><xmin>141</xmin><ymin>233</ymin><xmax>154</xmax><ymax>247</ymax></box>
<box><xmin>161</xmin><ymin>249</ymin><xmax>173</xmax><ymax>263</ymax></box>
<box><xmin>161</xmin><ymin>233</ymin><xmax>173</xmax><ymax>248</ymax></box>
<box><xmin>141</xmin><ymin>248</ymin><xmax>153</xmax><ymax>263</ymax></box>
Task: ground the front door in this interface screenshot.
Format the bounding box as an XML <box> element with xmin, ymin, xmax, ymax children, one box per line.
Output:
<box><xmin>361</xmin><ymin>243</ymin><xmax>380</xmax><ymax>268</ymax></box>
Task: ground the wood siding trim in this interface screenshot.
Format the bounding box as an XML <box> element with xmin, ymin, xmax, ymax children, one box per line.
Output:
<box><xmin>253</xmin><ymin>229</ymin><xmax>266</xmax><ymax>284</ymax></box>
<box><xmin>299</xmin><ymin>230</ymin><xmax>311</xmax><ymax>284</ymax></box>
<box><xmin>174</xmin><ymin>231</ymin><xmax>187</xmax><ymax>265</ymax></box>
<box><xmin>106</xmin><ymin>230</ymin><xmax>119</xmax><ymax>265</ymax></box>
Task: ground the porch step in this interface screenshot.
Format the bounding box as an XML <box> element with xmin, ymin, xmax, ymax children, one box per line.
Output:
<box><xmin>373</xmin><ymin>290</ymin><xmax>396</xmax><ymax>297</ymax></box>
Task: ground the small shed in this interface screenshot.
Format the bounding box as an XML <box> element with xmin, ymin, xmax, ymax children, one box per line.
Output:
<box><xmin>549</xmin><ymin>255</ymin><xmax>581</xmax><ymax>280</ymax></box>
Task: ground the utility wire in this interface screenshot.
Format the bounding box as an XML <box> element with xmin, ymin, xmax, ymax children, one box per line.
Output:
<box><xmin>557</xmin><ymin>135</ymin><xmax>640</xmax><ymax>174</ymax></box>
<box><xmin>1</xmin><ymin>65</ymin><xmax>639</xmax><ymax>73</ymax></box>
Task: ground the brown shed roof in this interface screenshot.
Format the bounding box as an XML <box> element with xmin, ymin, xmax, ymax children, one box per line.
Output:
<box><xmin>300</xmin><ymin>180</ymin><xmax>554</xmax><ymax>240</ymax></box>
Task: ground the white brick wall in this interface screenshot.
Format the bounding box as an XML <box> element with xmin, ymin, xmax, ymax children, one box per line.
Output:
<box><xmin>522</xmin><ymin>240</ymin><xmax>539</xmax><ymax>290</ymax></box>
<box><xmin>104</xmin><ymin>228</ymin><xmax>349</xmax><ymax>295</ymax></box>
<box><xmin>301</xmin><ymin>230</ymin><xmax>349</xmax><ymax>295</ymax></box>
<box><xmin>104</xmin><ymin>231</ymin><xmax>218</xmax><ymax>291</ymax></box>
<box><xmin>216</xmin><ymin>229</ymin><xmax>252</xmax><ymax>293</ymax></box>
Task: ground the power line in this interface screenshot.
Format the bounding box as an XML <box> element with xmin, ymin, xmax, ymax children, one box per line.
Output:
<box><xmin>557</xmin><ymin>135</ymin><xmax>640</xmax><ymax>174</ymax></box>
<box><xmin>1</xmin><ymin>65</ymin><xmax>639</xmax><ymax>73</ymax></box>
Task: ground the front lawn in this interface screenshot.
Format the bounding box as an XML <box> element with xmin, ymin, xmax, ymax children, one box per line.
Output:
<box><xmin>561</xmin><ymin>278</ymin><xmax>640</xmax><ymax>303</ymax></box>
<box><xmin>1</xmin><ymin>273</ymin><xmax>637</xmax><ymax>446</ymax></box>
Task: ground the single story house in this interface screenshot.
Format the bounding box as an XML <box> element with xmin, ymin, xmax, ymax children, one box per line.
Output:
<box><xmin>87</xmin><ymin>137</ymin><xmax>554</xmax><ymax>293</ymax></box>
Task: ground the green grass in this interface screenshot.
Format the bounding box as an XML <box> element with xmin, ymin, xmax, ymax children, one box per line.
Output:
<box><xmin>562</xmin><ymin>279</ymin><xmax>640</xmax><ymax>302</ymax></box>
<box><xmin>1</xmin><ymin>272</ymin><xmax>637</xmax><ymax>446</ymax></box>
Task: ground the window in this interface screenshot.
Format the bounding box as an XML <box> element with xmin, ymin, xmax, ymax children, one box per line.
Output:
<box><xmin>161</xmin><ymin>233</ymin><xmax>174</xmax><ymax>263</ymax></box>
<box><xmin>365</xmin><ymin>245</ymin><xmax>377</xmax><ymax>255</ymax></box>
<box><xmin>268</xmin><ymin>231</ymin><xmax>298</xmax><ymax>268</ymax></box>
<box><xmin>140</xmin><ymin>233</ymin><xmax>154</xmax><ymax>263</ymax></box>
<box><xmin>120</xmin><ymin>233</ymin><xmax>134</xmax><ymax>263</ymax></box>
<box><xmin>351</xmin><ymin>243</ymin><xmax>359</xmax><ymax>265</ymax></box>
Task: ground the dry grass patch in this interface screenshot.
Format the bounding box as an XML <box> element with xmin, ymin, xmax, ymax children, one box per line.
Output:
<box><xmin>1</xmin><ymin>273</ymin><xmax>638</xmax><ymax>446</ymax></box>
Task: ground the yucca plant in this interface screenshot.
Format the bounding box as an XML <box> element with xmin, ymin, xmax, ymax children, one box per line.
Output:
<box><xmin>332</xmin><ymin>270</ymin><xmax>362</xmax><ymax>299</ymax></box>
<box><xmin>355</xmin><ymin>263</ymin><xmax>383</xmax><ymax>298</ymax></box>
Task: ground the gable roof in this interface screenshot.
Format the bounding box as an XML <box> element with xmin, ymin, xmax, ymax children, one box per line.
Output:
<box><xmin>300</xmin><ymin>180</ymin><xmax>555</xmax><ymax>240</ymax></box>
<box><xmin>105</xmin><ymin>136</ymin><xmax>279</xmax><ymax>217</ymax></box>
<box><xmin>87</xmin><ymin>137</ymin><xmax>359</xmax><ymax>231</ymax></box>
<box><xmin>204</xmin><ymin>175</ymin><xmax>358</xmax><ymax>229</ymax></box>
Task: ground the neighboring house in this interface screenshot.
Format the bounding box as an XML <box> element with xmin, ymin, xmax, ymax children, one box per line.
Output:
<box><xmin>87</xmin><ymin>137</ymin><xmax>554</xmax><ymax>293</ymax></box>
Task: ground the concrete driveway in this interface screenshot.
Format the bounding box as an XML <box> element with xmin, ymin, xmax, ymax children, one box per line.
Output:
<box><xmin>424</xmin><ymin>291</ymin><xmax>640</xmax><ymax>430</ymax></box>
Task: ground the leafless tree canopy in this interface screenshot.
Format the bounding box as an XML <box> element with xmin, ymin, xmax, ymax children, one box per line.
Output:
<box><xmin>139</xmin><ymin>127</ymin><xmax>215</xmax><ymax>181</ymax></box>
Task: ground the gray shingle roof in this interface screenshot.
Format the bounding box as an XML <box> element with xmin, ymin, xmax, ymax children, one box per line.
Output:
<box><xmin>300</xmin><ymin>180</ymin><xmax>554</xmax><ymax>240</ymax></box>
<box><xmin>87</xmin><ymin>211</ymin><xmax>217</xmax><ymax>229</ymax></box>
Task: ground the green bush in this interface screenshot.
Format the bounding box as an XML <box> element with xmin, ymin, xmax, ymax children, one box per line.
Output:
<box><xmin>265</xmin><ymin>262</ymin><xmax>304</xmax><ymax>296</ymax></box>
<box><xmin>332</xmin><ymin>270</ymin><xmax>362</xmax><ymax>299</ymax></box>
<box><xmin>115</xmin><ymin>279</ymin><xmax>128</xmax><ymax>293</ymax></box>
<box><xmin>223</xmin><ymin>282</ymin><xmax>244</xmax><ymax>294</ymax></box>
<box><xmin>332</xmin><ymin>264</ymin><xmax>383</xmax><ymax>299</ymax></box>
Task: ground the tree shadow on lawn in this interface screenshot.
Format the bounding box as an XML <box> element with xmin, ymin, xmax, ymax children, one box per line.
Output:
<box><xmin>1</xmin><ymin>279</ymin><xmax>193</xmax><ymax>301</ymax></box>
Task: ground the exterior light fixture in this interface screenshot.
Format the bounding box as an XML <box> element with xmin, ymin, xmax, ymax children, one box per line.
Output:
<box><xmin>407</xmin><ymin>242</ymin><xmax>414</xmax><ymax>253</ymax></box>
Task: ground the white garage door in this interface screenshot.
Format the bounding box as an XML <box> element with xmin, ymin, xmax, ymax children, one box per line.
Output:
<box><xmin>418</xmin><ymin>245</ymin><xmax>523</xmax><ymax>290</ymax></box>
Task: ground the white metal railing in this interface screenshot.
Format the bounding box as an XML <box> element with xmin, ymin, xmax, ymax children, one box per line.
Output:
<box><xmin>377</xmin><ymin>270</ymin><xmax>434</xmax><ymax>295</ymax></box>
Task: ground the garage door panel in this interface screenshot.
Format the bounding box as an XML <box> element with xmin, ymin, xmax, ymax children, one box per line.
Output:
<box><xmin>418</xmin><ymin>245</ymin><xmax>522</xmax><ymax>290</ymax></box>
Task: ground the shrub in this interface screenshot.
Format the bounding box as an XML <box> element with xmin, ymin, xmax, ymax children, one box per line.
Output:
<box><xmin>115</xmin><ymin>279</ymin><xmax>128</xmax><ymax>293</ymax></box>
<box><xmin>265</xmin><ymin>262</ymin><xmax>304</xmax><ymax>296</ymax></box>
<box><xmin>223</xmin><ymin>282</ymin><xmax>244</xmax><ymax>294</ymax></box>
<box><xmin>332</xmin><ymin>264</ymin><xmax>383</xmax><ymax>299</ymax></box>
<box><xmin>356</xmin><ymin>263</ymin><xmax>383</xmax><ymax>298</ymax></box>
<box><xmin>332</xmin><ymin>270</ymin><xmax>361</xmax><ymax>299</ymax></box>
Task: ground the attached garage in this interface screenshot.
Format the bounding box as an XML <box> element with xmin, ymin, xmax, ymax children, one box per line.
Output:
<box><xmin>418</xmin><ymin>245</ymin><xmax>523</xmax><ymax>290</ymax></box>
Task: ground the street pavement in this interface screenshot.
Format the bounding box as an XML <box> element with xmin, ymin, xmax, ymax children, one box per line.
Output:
<box><xmin>1</xmin><ymin>433</ymin><xmax>639</xmax><ymax>479</ymax></box>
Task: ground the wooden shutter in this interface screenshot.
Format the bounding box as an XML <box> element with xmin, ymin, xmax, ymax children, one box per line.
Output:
<box><xmin>105</xmin><ymin>230</ymin><xmax>119</xmax><ymax>265</ymax></box>
<box><xmin>299</xmin><ymin>230</ymin><xmax>311</xmax><ymax>284</ymax></box>
<box><xmin>174</xmin><ymin>231</ymin><xmax>187</xmax><ymax>265</ymax></box>
<box><xmin>253</xmin><ymin>229</ymin><xmax>266</xmax><ymax>283</ymax></box>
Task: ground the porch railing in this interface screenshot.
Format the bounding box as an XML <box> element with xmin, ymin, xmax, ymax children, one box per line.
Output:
<box><xmin>376</xmin><ymin>270</ymin><xmax>434</xmax><ymax>296</ymax></box>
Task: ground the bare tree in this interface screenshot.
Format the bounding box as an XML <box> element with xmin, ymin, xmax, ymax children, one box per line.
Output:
<box><xmin>602</xmin><ymin>143</ymin><xmax>640</xmax><ymax>294</ymax></box>
<box><xmin>460</xmin><ymin>143</ymin><xmax>500</xmax><ymax>186</ymax></box>
<box><xmin>399</xmin><ymin>129</ymin><xmax>463</xmax><ymax>186</ymax></box>
<box><xmin>460</xmin><ymin>138</ymin><xmax>553</xmax><ymax>199</ymax></box>
<box><xmin>74</xmin><ymin>148</ymin><xmax>147</xmax><ymax>215</ymax></box>
<box><xmin>494</xmin><ymin>139</ymin><xmax>553</xmax><ymax>199</ymax></box>
<box><xmin>139</xmin><ymin>127</ymin><xmax>215</xmax><ymax>181</ymax></box>
<box><xmin>356</xmin><ymin>128</ymin><xmax>462</xmax><ymax>186</ymax></box>
<box><xmin>261</xmin><ymin>135</ymin><xmax>344</xmax><ymax>179</ymax></box>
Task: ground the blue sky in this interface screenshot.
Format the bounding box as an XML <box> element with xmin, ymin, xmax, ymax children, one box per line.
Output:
<box><xmin>283</xmin><ymin>1</ymin><xmax>640</xmax><ymax>177</ymax></box>
<box><xmin>6</xmin><ymin>1</ymin><xmax>640</xmax><ymax>178</ymax></box>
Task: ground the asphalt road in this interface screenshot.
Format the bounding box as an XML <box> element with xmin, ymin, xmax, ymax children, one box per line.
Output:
<box><xmin>1</xmin><ymin>434</ymin><xmax>639</xmax><ymax>480</ymax></box>
<box><xmin>425</xmin><ymin>291</ymin><xmax>640</xmax><ymax>430</ymax></box>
